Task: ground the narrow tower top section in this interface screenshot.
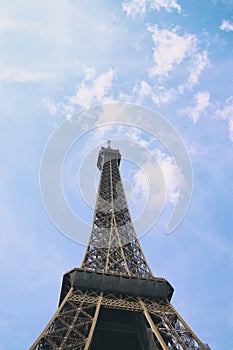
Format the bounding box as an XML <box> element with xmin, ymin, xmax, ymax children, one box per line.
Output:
<box><xmin>97</xmin><ymin>142</ymin><xmax>121</xmax><ymax>170</ymax></box>
<box><xmin>82</xmin><ymin>143</ymin><xmax>153</xmax><ymax>278</ymax></box>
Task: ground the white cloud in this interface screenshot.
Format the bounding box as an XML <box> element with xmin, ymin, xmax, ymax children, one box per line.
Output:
<box><xmin>151</xmin><ymin>87</ymin><xmax>175</xmax><ymax>105</ymax></box>
<box><xmin>129</xmin><ymin>148</ymin><xmax>179</xmax><ymax>207</ymax></box>
<box><xmin>123</xmin><ymin>126</ymin><xmax>151</xmax><ymax>148</ymax></box>
<box><xmin>135</xmin><ymin>80</ymin><xmax>176</xmax><ymax>105</ymax></box>
<box><xmin>43</xmin><ymin>23</ymin><xmax>208</xmax><ymax>112</ymax></box>
<box><xmin>120</xmin><ymin>80</ymin><xmax>176</xmax><ymax>106</ymax></box>
<box><xmin>127</xmin><ymin>26</ymin><xmax>209</xmax><ymax>107</ymax></box>
<box><xmin>215</xmin><ymin>96</ymin><xmax>233</xmax><ymax>142</ymax></box>
<box><xmin>82</xmin><ymin>66</ymin><xmax>96</xmax><ymax>81</ymax></box>
<box><xmin>137</xmin><ymin>80</ymin><xmax>154</xmax><ymax>98</ymax></box>
<box><xmin>130</xmin><ymin>152</ymin><xmax>166</xmax><ymax>229</ymax></box>
<box><xmin>147</xmin><ymin>25</ymin><xmax>197</xmax><ymax>78</ymax></box>
<box><xmin>183</xmin><ymin>94</ymin><xmax>233</xmax><ymax>143</ymax></box>
<box><xmin>44</xmin><ymin>67</ymin><xmax>116</xmax><ymax>119</ymax></box>
<box><xmin>43</xmin><ymin>98</ymin><xmax>58</xmax><ymax>115</ymax></box>
<box><xmin>220</xmin><ymin>20</ymin><xmax>233</xmax><ymax>32</ymax></box>
<box><xmin>122</xmin><ymin>0</ymin><xmax>181</xmax><ymax>16</ymax></box>
<box><xmin>153</xmin><ymin>149</ymin><xmax>179</xmax><ymax>204</ymax></box>
<box><xmin>122</xmin><ymin>0</ymin><xmax>147</xmax><ymax>17</ymax></box>
<box><xmin>133</xmin><ymin>167</ymin><xmax>148</xmax><ymax>200</ymax></box>
<box><xmin>0</xmin><ymin>63</ymin><xmax>49</xmax><ymax>83</ymax></box>
<box><xmin>180</xmin><ymin>91</ymin><xmax>211</xmax><ymax>123</ymax></box>
<box><xmin>69</xmin><ymin>68</ymin><xmax>116</xmax><ymax>109</ymax></box>
<box><xmin>182</xmin><ymin>51</ymin><xmax>209</xmax><ymax>91</ymax></box>
<box><xmin>215</xmin><ymin>96</ymin><xmax>233</xmax><ymax>121</ymax></box>
<box><xmin>228</xmin><ymin>118</ymin><xmax>233</xmax><ymax>143</ymax></box>
<box><xmin>150</xmin><ymin>0</ymin><xmax>181</xmax><ymax>13</ymax></box>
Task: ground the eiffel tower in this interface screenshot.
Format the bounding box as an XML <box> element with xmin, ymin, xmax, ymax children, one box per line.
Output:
<box><xmin>30</xmin><ymin>142</ymin><xmax>211</xmax><ymax>350</ymax></box>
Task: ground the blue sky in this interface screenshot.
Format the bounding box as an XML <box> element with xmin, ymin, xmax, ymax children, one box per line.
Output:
<box><xmin>0</xmin><ymin>1</ymin><xmax>233</xmax><ymax>349</ymax></box>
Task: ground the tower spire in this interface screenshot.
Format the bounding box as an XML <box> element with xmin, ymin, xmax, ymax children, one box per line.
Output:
<box><xmin>82</xmin><ymin>144</ymin><xmax>152</xmax><ymax>277</ymax></box>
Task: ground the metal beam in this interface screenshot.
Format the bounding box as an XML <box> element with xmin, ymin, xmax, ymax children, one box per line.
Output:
<box><xmin>169</xmin><ymin>302</ymin><xmax>204</xmax><ymax>346</ymax></box>
<box><xmin>84</xmin><ymin>292</ymin><xmax>103</xmax><ymax>350</ymax></box>
<box><xmin>139</xmin><ymin>298</ymin><xmax>169</xmax><ymax>350</ymax></box>
<box><xmin>29</xmin><ymin>287</ymin><xmax>74</xmax><ymax>350</ymax></box>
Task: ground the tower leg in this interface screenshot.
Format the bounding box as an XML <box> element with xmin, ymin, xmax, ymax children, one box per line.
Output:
<box><xmin>139</xmin><ymin>298</ymin><xmax>169</xmax><ymax>350</ymax></box>
<box><xmin>140</xmin><ymin>297</ymin><xmax>208</xmax><ymax>349</ymax></box>
<box><xmin>30</xmin><ymin>287</ymin><xmax>74</xmax><ymax>350</ymax></box>
<box><xmin>84</xmin><ymin>292</ymin><xmax>103</xmax><ymax>350</ymax></box>
<box><xmin>30</xmin><ymin>289</ymin><xmax>103</xmax><ymax>350</ymax></box>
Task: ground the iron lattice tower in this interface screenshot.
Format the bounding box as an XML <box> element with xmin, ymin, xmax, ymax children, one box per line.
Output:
<box><xmin>31</xmin><ymin>143</ymin><xmax>210</xmax><ymax>350</ymax></box>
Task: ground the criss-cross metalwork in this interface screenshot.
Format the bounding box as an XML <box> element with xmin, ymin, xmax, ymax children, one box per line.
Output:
<box><xmin>81</xmin><ymin>145</ymin><xmax>152</xmax><ymax>277</ymax></box>
<box><xmin>30</xmin><ymin>144</ymin><xmax>211</xmax><ymax>350</ymax></box>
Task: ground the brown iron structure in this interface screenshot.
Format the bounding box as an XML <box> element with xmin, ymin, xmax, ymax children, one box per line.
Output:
<box><xmin>30</xmin><ymin>143</ymin><xmax>211</xmax><ymax>350</ymax></box>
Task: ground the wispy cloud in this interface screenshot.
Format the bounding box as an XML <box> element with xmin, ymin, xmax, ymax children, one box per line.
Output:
<box><xmin>129</xmin><ymin>49</ymin><xmax>208</xmax><ymax>106</ymax></box>
<box><xmin>0</xmin><ymin>19</ymin><xmax>19</xmax><ymax>33</ymax></box>
<box><xmin>69</xmin><ymin>68</ymin><xmax>116</xmax><ymax>110</ymax></box>
<box><xmin>0</xmin><ymin>2</ymin><xmax>76</xmax><ymax>45</ymax></box>
<box><xmin>220</xmin><ymin>20</ymin><xmax>233</xmax><ymax>32</ymax></box>
<box><xmin>43</xmin><ymin>98</ymin><xmax>58</xmax><ymax>115</ymax></box>
<box><xmin>180</xmin><ymin>91</ymin><xmax>211</xmax><ymax>123</ymax></box>
<box><xmin>122</xmin><ymin>0</ymin><xmax>147</xmax><ymax>16</ymax></box>
<box><xmin>44</xmin><ymin>66</ymin><xmax>116</xmax><ymax>119</ymax></box>
<box><xmin>180</xmin><ymin>93</ymin><xmax>233</xmax><ymax>144</ymax></box>
<box><xmin>150</xmin><ymin>0</ymin><xmax>181</xmax><ymax>13</ymax></box>
<box><xmin>131</xmin><ymin>147</ymin><xmax>179</xmax><ymax>205</ymax></box>
<box><xmin>125</xmin><ymin>25</ymin><xmax>209</xmax><ymax>106</ymax></box>
<box><xmin>0</xmin><ymin>63</ymin><xmax>49</xmax><ymax>83</ymax></box>
<box><xmin>215</xmin><ymin>96</ymin><xmax>233</xmax><ymax>142</ymax></box>
<box><xmin>122</xmin><ymin>0</ymin><xmax>181</xmax><ymax>17</ymax></box>
<box><xmin>134</xmin><ymin>80</ymin><xmax>176</xmax><ymax>105</ymax></box>
<box><xmin>153</xmin><ymin>149</ymin><xmax>179</xmax><ymax>204</ymax></box>
<box><xmin>180</xmin><ymin>51</ymin><xmax>209</xmax><ymax>92</ymax></box>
